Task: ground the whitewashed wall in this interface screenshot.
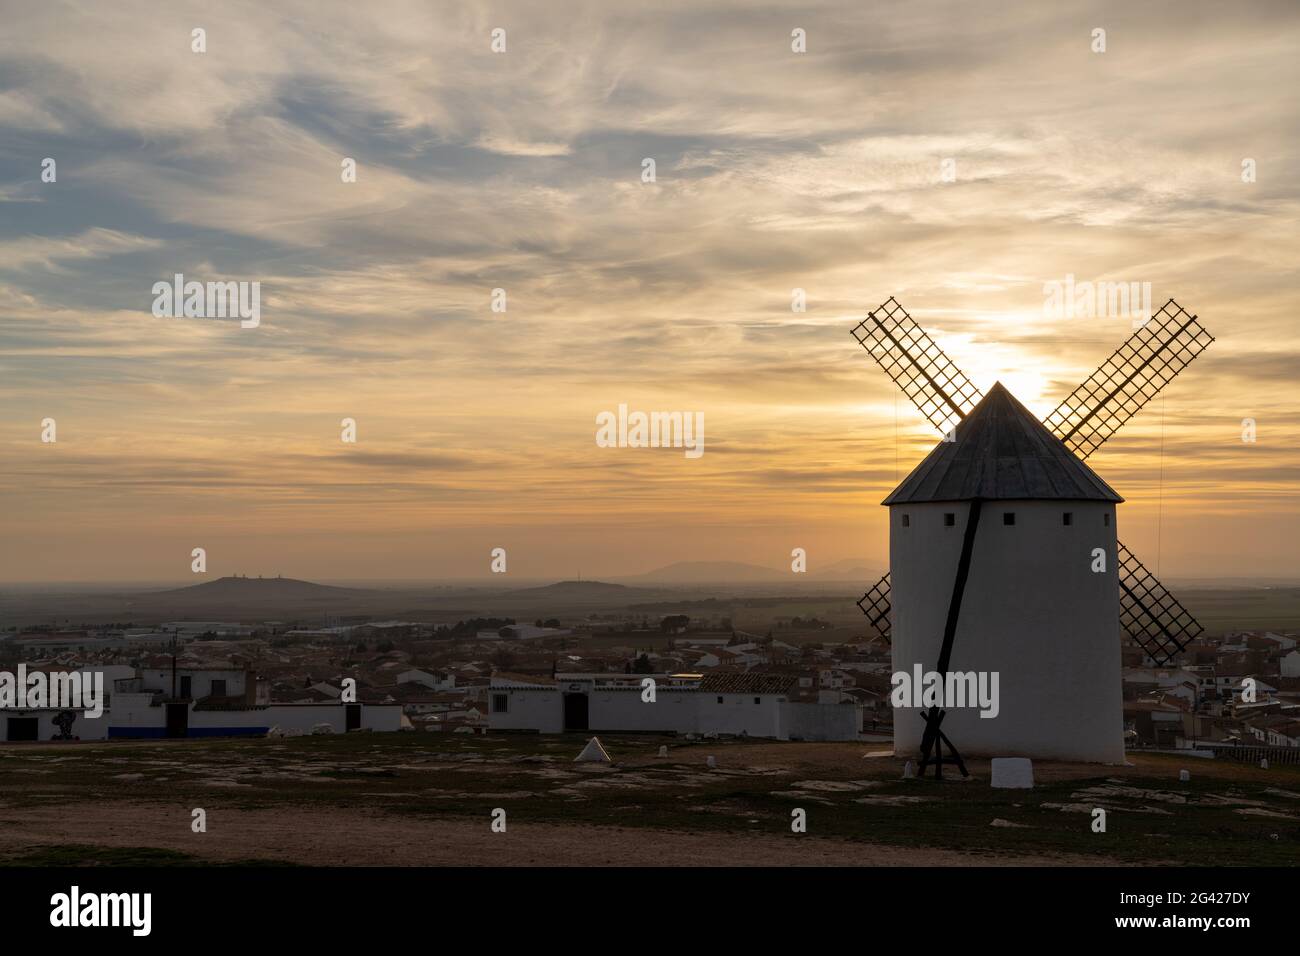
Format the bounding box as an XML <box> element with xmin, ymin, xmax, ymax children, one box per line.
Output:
<box><xmin>780</xmin><ymin>702</ymin><xmax>861</xmax><ymax>741</ymax></box>
<box><xmin>890</xmin><ymin>499</ymin><xmax>1124</xmax><ymax>762</ymax></box>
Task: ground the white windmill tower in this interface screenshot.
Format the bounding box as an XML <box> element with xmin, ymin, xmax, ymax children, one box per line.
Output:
<box><xmin>851</xmin><ymin>297</ymin><xmax>1214</xmax><ymax>773</ymax></box>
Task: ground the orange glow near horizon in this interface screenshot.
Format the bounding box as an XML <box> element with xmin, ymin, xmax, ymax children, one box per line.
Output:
<box><xmin>0</xmin><ymin>2</ymin><xmax>1296</xmax><ymax>584</ymax></box>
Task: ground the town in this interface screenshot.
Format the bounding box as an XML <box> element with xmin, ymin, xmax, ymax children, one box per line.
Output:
<box><xmin>3</xmin><ymin>575</ymin><xmax>1296</xmax><ymax>763</ymax></box>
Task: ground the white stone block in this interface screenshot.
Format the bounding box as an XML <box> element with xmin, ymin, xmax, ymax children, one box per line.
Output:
<box><xmin>990</xmin><ymin>757</ymin><xmax>1034</xmax><ymax>789</ymax></box>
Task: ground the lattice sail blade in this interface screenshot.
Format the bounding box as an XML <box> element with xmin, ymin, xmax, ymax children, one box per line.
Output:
<box><xmin>1117</xmin><ymin>541</ymin><xmax>1204</xmax><ymax>665</ymax></box>
<box><xmin>857</xmin><ymin>572</ymin><xmax>892</xmax><ymax>643</ymax></box>
<box><xmin>1043</xmin><ymin>299</ymin><xmax>1214</xmax><ymax>459</ymax></box>
<box><xmin>850</xmin><ymin>297</ymin><xmax>983</xmax><ymax>437</ymax></box>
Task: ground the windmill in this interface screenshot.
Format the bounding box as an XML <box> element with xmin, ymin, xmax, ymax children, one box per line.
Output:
<box><xmin>851</xmin><ymin>297</ymin><xmax>1214</xmax><ymax>771</ymax></box>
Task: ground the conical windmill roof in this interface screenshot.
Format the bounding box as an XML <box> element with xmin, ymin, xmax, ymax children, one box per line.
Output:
<box><xmin>882</xmin><ymin>382</ymin><xmax>1123</xmax><ymax>505</ymax></box>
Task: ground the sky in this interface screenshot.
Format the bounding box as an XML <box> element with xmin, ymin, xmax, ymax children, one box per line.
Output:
<box><xmin>0</xmin><ymin>0</ymin><xmax>1296</xmax><ymax>584</ymax></box>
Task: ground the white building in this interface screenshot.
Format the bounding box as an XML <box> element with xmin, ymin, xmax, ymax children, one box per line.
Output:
<box><xmin>1281</xmin><ymin>651</ymin><xmax>1300</xmax><ymax>679</ymax></box>
<box><xmin>885</xmin><ymin>383</ymin><xmax>1125</xmax><ymax>763</ymax></box>
<box><xmin>487</xmin><ymin>672</ymin><xmax>860</xmax><ymax>741</ymax></box>
<box><xmin>1261</xmin><ymin>632</ymin><xmax>1298</xmax><ymax>651</ymax></box>
<box><xmin>2</xmin><ymin>665</ymin><xmax>401</xmax><ymax>742</ymax></box>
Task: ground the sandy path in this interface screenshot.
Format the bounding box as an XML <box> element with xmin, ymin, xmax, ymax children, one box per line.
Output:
<box><xmin>0</xmin><ymin>801</ymin><xmax>1126</xmax><ymax>866</ymax></box>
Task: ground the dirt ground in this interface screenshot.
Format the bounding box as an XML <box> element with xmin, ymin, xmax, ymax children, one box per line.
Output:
<box><xmin>1</xmin><ymin>735</ymin><xmax>1292</xmax><ymax>866</ymax></box>
<box><xmin>0</xmin><ymin>800</ymin><xmax>1127</xmax><ymax>867</ymax></box>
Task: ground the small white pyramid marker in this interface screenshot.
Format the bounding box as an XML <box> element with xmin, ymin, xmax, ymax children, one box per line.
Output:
<box><xmin>902</xmin><ymin>760</ymin><xmax>915</xmax><ymax>779</ymax></box>
<box><xmin>706</xmin><ymin>755</ymin><xmax>716</xmax><ymax>769</ymax></box>
<box><xmin>1178</xmin><ymin>769</ymin><xmax>1190</xmax><ymax>782</ymax></box>
<box><xmin>574</xmin><ymin>736</ymin><xmax>611</xmax><ymax>763</ymax></box>
<box><xmin>657</xmin><ymin>745</ymin><xmax>668</xmax><ymax>757</ymax></box>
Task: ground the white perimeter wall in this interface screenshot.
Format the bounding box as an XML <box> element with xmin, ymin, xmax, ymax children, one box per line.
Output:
<box><xmin>1</xmin><ymin>700</ymin><xmax>402</xmax><ymax>741</ymax></box>
<box><xmin>488</xmin><ymin>686</ymin><xmax>858</xmax><ymax>740</ymax></box>
<box><xmin>489</xmin><ymin>689</ymin><xmax>564</xmax><ymax>733</ymax></box>
<box><xmin>2</xmin><ymin>709</ymin><xmax>110</xmax><ymax>741</ymax></box>
<box><xmin>698</xmin><ymin>692</ymin><xmax>784</xmax><ymax>737</ymax></box>
<box><xmin>589</xmin><ymin>689</ymin><xmax>698</xmax><ymax>733</ymax></box>
<box><xmin>781</xmin><ymin>702</ymin><xmax>861</xmax><ymax>741</ymax></box>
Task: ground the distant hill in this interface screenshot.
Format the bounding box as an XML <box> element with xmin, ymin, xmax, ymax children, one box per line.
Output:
<box><xmin>146</xmin><ymin>576</ymin><xmax>374</xmax><ymax>601</ymax></box>
<box><xmin>620</xmin><ymin>561</ymin><xmax>788</xmax><ymax>584</ymax></box>
<box><xmin>808</xmin><ymin>559</ymin><xmax>881</xmax><ymax>581</ymax></box>
<box><xmin>120</xmin><ymin>575</ymin><xmax>385</xmax><ymax>619</ymax></box>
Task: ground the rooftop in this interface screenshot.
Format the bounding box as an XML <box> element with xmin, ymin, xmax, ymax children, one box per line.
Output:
<box><xmin>882</xmin><ymin>382</ymin><xmax>1123</xmax><ymax>505</ymax></box>
<box><xmin>698</xmin><ymin>673</ymin><xmax>798</xmax><ymax>695</ymax></box>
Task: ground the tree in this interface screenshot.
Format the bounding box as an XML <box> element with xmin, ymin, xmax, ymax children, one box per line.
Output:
<box><xmin>633</xmin><ymin>653</ymin><xmax>653</xmax><ymax>674</ymax></box>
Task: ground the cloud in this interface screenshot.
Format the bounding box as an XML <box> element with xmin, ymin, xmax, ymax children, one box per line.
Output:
<box><xmin>0</xmin><ymin>228</ymin><xmax>163</xmax><ymax>271</ymax></box>
<box><xmin>0</xmin><ymin>0</ymin><xmax>1296</xmax><ymax>580</ymax></box>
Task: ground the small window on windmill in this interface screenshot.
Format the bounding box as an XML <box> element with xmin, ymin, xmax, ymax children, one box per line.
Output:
<box><xmin>717</xmin><ymin>696</ymin><xmax>723</xmax><ymax>704</ymax></box>
<box><xmin>753</xmin><ymin>697</ymin><xmax>760</xmax><ymax>705</ymax></box>
<box><xmin>1003</xmin><ymin>512</ymin><xmax>1015</xmax><ymax>526</ymax></box>
<box><xmin>944</xmin><ymin>513</ymin><xmax>955</xmax><ymax>527</ymax></box>
<box><xmin>901</xmin><ymin>513</ymin><xmax>910</xmax><ymax>527</ymax></box>
<box><xmin>1104</xmin><ymin>512</ymin><xmax>1111</xmax><ymax>526</ymax></box>
<box><xmin>1063</xmin><ymin>512</ymin><xmax>1073</xmax><ymax>526</ymax></box>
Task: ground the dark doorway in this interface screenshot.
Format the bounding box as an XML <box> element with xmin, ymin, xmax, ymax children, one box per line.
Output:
<box><xmin>563</xmin><ymin>693</ymin><xmax>589</xmax><ymax>731</ymax></box>
<box><xmin>6</xmin><ymin>717</ymin><xmax>38</xmax><ymax>742</ymax></box>
<box><xmin>345</xmin><ymin>703</ymin><xmax>361</xmax><ymax>731</ymax></box>
<box><xmin>165</xmin><ymin>702</ymin><xmax>189</xmax><ymax>738</ymax></box>
<box><xmin>179</xmin><ymin>675</ymin><xmax>192</xmax><ymax>699</ymax></box>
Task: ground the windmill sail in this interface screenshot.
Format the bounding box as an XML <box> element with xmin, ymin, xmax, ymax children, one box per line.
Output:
<box><xmin>1116</xmin><ymin>542</ymin><xmax>1204</xmax><ymax>665</ymax></box>
<box><xmin>857</xmin><ymin>572</ymin><xmax>893</xmax><ymax>642</ymax></box>
<box><xmin>1038</xmin><ymin>298</ymin><xmax>1214</xmax><ymax>662</ymax></box>
<box><xmin>853</xmin><ymin>296</ymin><xmax>1212</xmax><ymax>664</ymax></box>
<box><xmin>1043</xmin><ymin>299</ymin><xmax>1214</xmax><ymax>461</ymax></box>
<box><xmin>850</xmin><ymin>297</ymin><xmax>983</xmax><ymax>437</ymax></box>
